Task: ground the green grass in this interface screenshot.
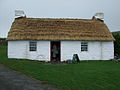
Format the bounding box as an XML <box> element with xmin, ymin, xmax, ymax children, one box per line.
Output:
<box><xmin>0</xmin><ymin>45</ymin><xmax>120</xmax><ymax>90</ymax></box>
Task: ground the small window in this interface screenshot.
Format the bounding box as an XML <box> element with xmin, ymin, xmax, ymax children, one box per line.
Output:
<box><xmin>29</xmin><ymin>42</ymin><xmax>37</xmax><ymax>51</ymax></box>
<box><xmin>81</xmin><ymin>42</ymin><xmax>88</xmax><ymax>51</ymax></box>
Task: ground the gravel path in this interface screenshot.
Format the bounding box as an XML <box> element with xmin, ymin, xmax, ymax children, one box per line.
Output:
<box><xmin>0</xmin><ymin>64</ymin><xmax>60</xmax><ymax>90</ymax></box>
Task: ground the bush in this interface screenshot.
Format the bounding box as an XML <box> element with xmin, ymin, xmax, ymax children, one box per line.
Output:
<box><xmin>0</xmin><ymin>38</ymin><xmax>7</xmax><ymax>46</ymax></box>
<box><xmin>112</xmin><ymin>32</ymin><xmax>120</xmax><ymax>58</ymax></box>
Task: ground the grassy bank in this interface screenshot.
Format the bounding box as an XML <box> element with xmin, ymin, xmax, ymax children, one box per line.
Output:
<box><xmin>0</xmin><ymin>46</ymin><xmax>120</xmax><ymax>90</ymax></box>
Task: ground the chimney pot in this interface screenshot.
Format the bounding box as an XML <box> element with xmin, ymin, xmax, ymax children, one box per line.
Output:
<box><xmin>92</xmin><ymin>13</ymin><xmax>104</xmax><ymax>21</ymax></box>
<box><xmin>15</xmin><ymin>10</ymin><xmax>26</xmax><ymax>18</ymax></box>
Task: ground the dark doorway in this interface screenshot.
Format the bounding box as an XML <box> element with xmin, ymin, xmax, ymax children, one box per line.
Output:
<box><xmin>51</xmin><ymin>41</ymin><xmax>61</xmax><ymax>62</ymax></box>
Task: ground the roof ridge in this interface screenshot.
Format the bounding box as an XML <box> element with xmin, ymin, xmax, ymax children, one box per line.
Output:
<box><xmin>16</xmin><ymin>17</ymin><xmax>94</xmax><ymax>21</ymax></box>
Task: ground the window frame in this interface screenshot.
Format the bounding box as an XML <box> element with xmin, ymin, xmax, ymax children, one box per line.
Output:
<box><xmin>81</xmin><ymin>41</ymin><xmax>88</xmax><ymax>52</ymax></box>
<box><xmin>29</xmin><ymin>41</ymin><xmax>37</xmax><ymax>51</ymax></box>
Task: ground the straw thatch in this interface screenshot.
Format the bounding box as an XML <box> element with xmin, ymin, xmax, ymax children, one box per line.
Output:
<box><xmin>7</xmin><ymin>17</ymin><xmax>115</xmax><ymax>41</ymax></box>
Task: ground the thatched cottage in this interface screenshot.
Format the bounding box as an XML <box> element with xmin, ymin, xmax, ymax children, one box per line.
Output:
<box><xmin>7</xmin><ymin>13</ymin><xmax>115</xmax><ymax>61</ymax></box>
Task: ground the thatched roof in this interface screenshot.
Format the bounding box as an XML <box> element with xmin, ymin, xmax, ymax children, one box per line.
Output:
<box><xmin>7</xmin><ymin>17</ymin><xmax>114</xmax><ymax>41</ymax></box>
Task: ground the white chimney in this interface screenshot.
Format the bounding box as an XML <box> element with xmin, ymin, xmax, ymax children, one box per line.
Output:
<box><xmin>15</xmin><ymin>10</ymin><xmax>26</xmax><ymax>18</ymax></box>
<box><xmin>93</xmin><ymin>13</ymin><xmax>104</xmax><ymax>21</ymax></box>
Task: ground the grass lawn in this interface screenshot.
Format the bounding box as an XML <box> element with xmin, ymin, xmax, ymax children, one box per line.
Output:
<box><xmin>0</xmin><ymin>45</ymin><xmax>120</xmax><ymax>90</ymax></box>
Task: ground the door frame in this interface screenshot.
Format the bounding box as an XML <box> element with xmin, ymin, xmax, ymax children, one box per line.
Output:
<box><xmin>50</xmin><ymin>41</ymin><xmax>61</xmax><ymax>62</ymax></box>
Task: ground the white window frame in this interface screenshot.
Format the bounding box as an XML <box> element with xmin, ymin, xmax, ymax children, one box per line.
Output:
<box><xmin>29</xmin><ymin>41</ymin><xmax>37</xmax><ymax>51</ymax></box>
<box><xmin>81</xmin><ymin>41</ymin><xmax>88</xmax><ymax>52</ymax></box>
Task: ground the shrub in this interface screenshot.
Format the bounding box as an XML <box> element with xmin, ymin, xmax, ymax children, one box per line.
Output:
<box><xmin>112</xmin><ymin>32</ymin><xmax>120</xmax><ymax>58</ymax></box>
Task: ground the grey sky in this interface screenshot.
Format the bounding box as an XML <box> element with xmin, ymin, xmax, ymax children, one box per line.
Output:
<box><xmin>0</xmin><ymin>0</ymin><xmax>120</xmax><ymax>37</ymax></box>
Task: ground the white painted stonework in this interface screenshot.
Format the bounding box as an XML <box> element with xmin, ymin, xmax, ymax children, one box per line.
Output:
<box><xmin>8</xmin><ymin>41</ymin><xmax>50</xmax><ymax>61</ymax></box>
<box><xmin>61</xmin><ymin>41</ymin><xmax>114</xmax><ymax>61</ymax></box>
<box><xmin>8</xmin><ymin>40</ymin><xmax>114</xmax><ymax>61</ymax></box>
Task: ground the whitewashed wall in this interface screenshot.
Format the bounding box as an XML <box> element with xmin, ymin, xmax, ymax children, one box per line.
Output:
<box><xmin>61</xmin><ymin>41</ymin><xmax>114</xmax><ymax>61</ymax></box>
<box><xmin>8</xmin><ymin>41</ymin><xmax>27</xmax><ymax>59</ymax></box>
<box><xmin>8</xmin><ymin>41</ymin><xmax>50</xmax><ymax>61</ymax></box>
<box><xmin>101</xmin><ymin>42</ymin><xmax>114</xmax><ymax>60</ymax></box>
<box><xmin>8</xmin><ymin>40</ymin><xmax>114</xmax><ymax>61</ymax></box>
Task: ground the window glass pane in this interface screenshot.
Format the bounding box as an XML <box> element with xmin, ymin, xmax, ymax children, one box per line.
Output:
<box><xmin>29</xmin><ymin>42</ymin><xmax>37</xmax><ymax>51</ymax></box>
<box><xmin>30</xmin><ymin>47</ymin><xmax>36</xmax><ymax>51</ymax></box>
<box><xmin>30</xmin><ymin>42</ymin><xmax>36</xmax><ymax>47</ymax></box>
<box><xmin>81</xmin><ymin>42</ymin><xmax>88</xmax><ymax>51</ymax></box>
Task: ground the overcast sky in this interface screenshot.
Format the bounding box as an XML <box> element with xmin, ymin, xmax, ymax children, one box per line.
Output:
<box><xmin>0</xmin><ymin>0</ymin><xmax>120</xmax><ymax>37</ymax></box>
